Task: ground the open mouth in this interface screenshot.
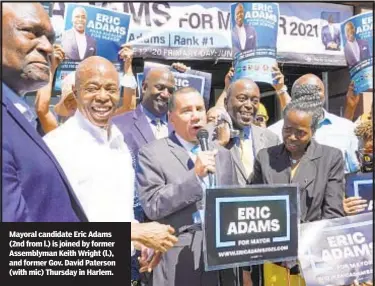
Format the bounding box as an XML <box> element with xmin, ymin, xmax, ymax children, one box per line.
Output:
<box><xmin>91</xmin><ymin>106</ymin><xmax>112</xmax><ymax>118</ymax></box>
<box><xmin>239</xmin><ymin>111</ymin><xmax>252</xmax><ymax>121</ymax></box>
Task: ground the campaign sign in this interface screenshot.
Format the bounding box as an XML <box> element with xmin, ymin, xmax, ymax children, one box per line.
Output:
<box><xmin>63</xmin><ymin>4</ymin><xmax>131</xmax><ymax>62</ymax></box>
<box><xmin>53</xmin><ymin>60</ymin><xmax>123</xmax><ymax>95</ymax></box>
<box><xmin>345</xmin><ymin>172</ymin><xmax>373</xmax><ymax>214</ymax></box>
<box><xmin>231</xmin><ymin>3</ymin><xmax>279</xmax><ymax>84</ymax></box>
<box><xmin>203</xmin><ymin>185</ymin><xmax>299</xmax><ymax>271</ymax></box>
<box><xmin>299</xmin><ymin>212</ymin><xmax>373</xmax><ymax>286</ymax></box>
<box><xmin>138</xmin><ymin>62</ymin><xmax>212</xmax><ymax>109</ymax></box>
<box><xmin>41</xmin><ymin>2</ymin><xmax>53</xmax><ymax>17</ymax></box>
<box><xmin>341</xmin><ymin>12</ymin><xmax>373</xmax><ymax>94</ymax></box>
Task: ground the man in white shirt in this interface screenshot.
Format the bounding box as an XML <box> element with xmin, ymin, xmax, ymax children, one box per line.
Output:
<box><xmin>231</xmin><ymin>3</ymin><xmax>257</xmax><ymax>55</ymax></box>
<box><xmin>61</xmin><ymin>6</ymin><xmax>97</xmax><ymax>60</ymax></box>
<box><xmin>268</xmin><ymin>74</ymin><xmax>360</xmax><ymax>174</ymax></box>
<box><xmin>44</xmin><ymin>56</ymin><xmax>133</xmax><ymax>222</ymax></box>
<box><xmin>344</xmin><ymin>21</ymin><xmax>370</xmax><ymax>68</ymax></box>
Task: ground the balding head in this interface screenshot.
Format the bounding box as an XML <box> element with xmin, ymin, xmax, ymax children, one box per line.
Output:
<box><xmin>72</xmin><ymin>6</ymin><xmax>87</xmax><ymax>34</ymax></box>
<box><xmin>142</xmin><ymin>67</ymin><xmax>175</xmax><ymax>117</ymax></box>
<box><xmin>2</xmin><ymin>3</ymin><xmax>55</xmax><ymax>95</ymax></box>
<box><xmin>225</xmin><ymin>78</ymin><xmax>261</xmax><ymax>129</ymax></box>
<box><xmin>73</xmin><ymin>56</ymin><xmax>120</xmax><ymax>128</ymax></box>
<box><xmin>292</xmin><ymin>74</ymin><xmax>325</xmax><ymax>103</ymax></box>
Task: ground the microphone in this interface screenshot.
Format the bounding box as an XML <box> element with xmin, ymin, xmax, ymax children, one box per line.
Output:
<box><xmin>197</xmin><ymin>128</ymin><xmax>215</xmax><ymax>187</ymax></box>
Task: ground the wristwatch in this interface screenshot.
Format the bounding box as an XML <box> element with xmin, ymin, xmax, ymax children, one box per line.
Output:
<box><xmin>121</xmin><ymin>74</ymin><xmax>138</xmax><ymax>89</ymax></box>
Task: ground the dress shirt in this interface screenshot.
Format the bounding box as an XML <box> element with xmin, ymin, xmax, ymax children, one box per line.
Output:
<box><xmin>268</xmin><ymin>109</ymin><xmax>359</xmax><ymax>173</ymax></box>
<box><xmin>329</xmin><ymin>24</ymin><xmax>335</xmax><ymax>40</ymax></box>
<box><xmin>3</xmin><ymin>84</ymin><xmax>37</xmax><ymax>129</ymax></box>
<box><xmin>234</xmin><ymin>127</ymin><xmax>255</xmax><ymax>176</ymax></box>
<box><xmin>43</xmin><ymin>110</ymin><xmax>135</xmax><ymax>222</ymax></box>
<box><xmin>141</xmin><ymin>104</ymin><xmax>169</xmax><ymax>139</ymax></box>
<box><xmin>236</xmin><ymin>25</ymin><xmax>247</xmax><ymax>50</ymax></box>
<box><xmin>347</xmin><ymin>40</ymin><xmax>360</xmax><ymax>62</ymax></box>
<box><xmin>74</xmin><ymin>29</ymin><xmax>87</xmax><ymax>60</ymax></box>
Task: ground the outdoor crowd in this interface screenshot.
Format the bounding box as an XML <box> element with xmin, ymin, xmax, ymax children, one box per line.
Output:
<box><xmin>2</xmin><ymin>3</ymin><xmax>373</xmax><ymax>286</ymax></box>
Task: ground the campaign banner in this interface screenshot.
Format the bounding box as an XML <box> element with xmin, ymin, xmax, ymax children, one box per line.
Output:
<box><xmin>203</xmin><ymin>185</ymin><xmax>299</xmax><ymax>271</ymax></box>
<box><xmin>299</xmin><ymin>213</ymin><xmax>373</xmax><ymax>286</ymax></box>
<box><xmin>62</xmin><ymin>4</ymin><xmax>131</xmax><ymax>62</ymax></box>
<box><xmin>53</xmin><ymin>61</ymin><xmax>123</xmax><ymax>95</ymax></box>
<box><xmin>341</xmin><ymin>12</ymin><xmax>373</xmax><ymax>94</ymax></box>
<box><xmin>41</xmin><ymin>2</ymin><xmax>53</xmax><ymax>17</ymax></box>
<box><xmin>138</xmin><ymin>62</ymin><xmax>212</xmax><ymax>109</ymax></box>
<box><xmin>345</xmin><ymin>172</ymin><xmax>373</xmax><ymax>214</ymax></box>
<box><xmin>231</xmin><ymin>3</ymin><xmax>279</xmax><ymax>84</ymax></box>
<box><xmin>51</xmin><ymin>3</ymin><xmax>353</xmax><ymax>65</ymax></box>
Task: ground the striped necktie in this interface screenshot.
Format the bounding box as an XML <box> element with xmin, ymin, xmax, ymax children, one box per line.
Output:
<box><xmin>239</xmin><ymin>131</ymin><xmax>254</xmax><ymax>177</ymax></box>
<box><xmin>152</xmin><ymin>118</ymin><xmax>163</xmax><ymax>139</ymax></box>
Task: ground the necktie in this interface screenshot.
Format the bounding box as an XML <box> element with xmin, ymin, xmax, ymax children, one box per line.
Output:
<box><xmin>152</xmin><ymin>118</ymin><xmax>163</xmax><ymax>139</ymax></box>
<box><xmin>239</xmin><ymin>133</ymin><xmax>254</xmax><ymax>177</ymax></box>
<box><xmin>190</xmin><ymin>145</ymin><xmax>200</xmax><ymax>155</ymax></box>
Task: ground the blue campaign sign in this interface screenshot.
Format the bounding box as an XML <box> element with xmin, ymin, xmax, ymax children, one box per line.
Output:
<box><xmin>341</xmin><ymin>12</ymin><xmax>373</xmax><ymax>94</ymax></box>
<box><xmin>139</xmin><ymin>62</ymin><xmax>211</xmax><ymax>109</ymax></box>
<box><xmin>345</xmin><ymin>172</ymin><xmax>373</xmax><ymax>213</ymax></box>
<box><xmin>231</xmin><ymin>2</ymin><xmax>279</xmax><ymax>84</ymax></box>
<box><xmin>203</xmin><ymin>185</ymin><xmax>299</xmax><ymax>271</ymax></box>
<box><xmin>63</xmin><ymin>4</ymin><xmax>131</xmax><ymax>62</ymax></box>
<box><xmin>299</xmin><ymin>213</ymin><xmax>373</xmax><ymax>286</ymax></box>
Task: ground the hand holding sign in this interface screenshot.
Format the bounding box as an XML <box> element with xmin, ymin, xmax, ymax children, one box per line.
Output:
<box><xmin>225</xmin><ymin>67</ymin><xmax>234</xmax><ymax>90</ymax></box>
<box><xmin>118</xmin><ymin>43</ymin><xmax>133</xmax><ymax>73</ymax></box>
<box><xmin>195</xmin><ymin>149</ymin><xmax>218</xmax><ymax>178</ymax></box>
<box><xmin>51</xmin><ymin>44</ymin><xmax>65</xmax><ymax>73</ymax></box>
<box><xmin>343</xmin><ymin>196</ymin><xmax>368</xmax><ymax>215</ymax></box>
<box><xmin>272</xmin><ymin>64</ymin><xmax>285</xmax><ymax>92</ymax></box>
<box><xmin>171</xmin><ymin>62</ymin><xmax>189</xmax><ymax>73</ymax></box>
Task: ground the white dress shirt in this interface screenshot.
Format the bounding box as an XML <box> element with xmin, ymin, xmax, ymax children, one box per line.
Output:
<box><xmin>236</xmin><ymin>25</ymin><xmax>247</xmax><ymax>50</ymax></box>
<box><xmin>43</xmin><ymin>110</ymin><xmax>135</xmax><ymax>222</ymax></box>
<box><xmin>329</xmin><ymin>24</ymin><xmax>335</xmax><ymax>40</ymax></box>
<box><xmin>74</xmin><ymin>29</ymin><xmax>87</xmax><ymax>60</ymax></box>
<box><xmin>347</xmin><ymin>40</ymin><xmax>360</xmax><ymax>62</ymax></box>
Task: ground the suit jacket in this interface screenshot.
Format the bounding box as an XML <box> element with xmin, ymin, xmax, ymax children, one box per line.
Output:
<box><xmin>213</xmin><ymin>124</ymin><xmax>280</xmax><ymax>186</ymax></box>
<box><xmin>61</xmin><ymin>29</ymin><xmax>97</xmax><ymax>61</ymax></box>
<box><xmin>250</xmin><ymin>140</ymin><xmax>345</xmax><ymax>223</ymax></box>
<box><xmin>232</xmin><ymin>24</ymin><xmax>257</xmax><ymax>55</ymax></box>
<box><xmin>2</xmin><ymin>84</ymin><xmax>87</xmax><ymax>222</ymax></box>
<box><xmin>137</xmin><ymin>132</ymin><xmax>238</xmax><ymax>286</ymax></box>
<box><xmin>344</xmin><ymin>39</ymin><xmax>371</xmax><ymax>67</ymax></box>
<box><xmin>321</xmin><ymin>25</ymin><xmax>341</xmax><ymax>50</ymax></box>
<box><xmin>112</xmin><ymin>105</ymin><xmax>173</xmax><ymax>156</ymax></box>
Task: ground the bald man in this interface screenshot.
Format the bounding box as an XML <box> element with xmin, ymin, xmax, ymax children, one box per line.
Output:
<box><xmin>2</xmin><ymin>3</ymin><xmax>86</xmax><ymax>222</ymax></box>
<box><xmin>61</xmin><ymin>6</ymin><xmax>97</xmax><ymax>60</ymax></box>
<box><xmin>268</xmin><ymin>74</ymin><xmax>359</xmax><ymax>173</ymax></box>
<box><xmin>43</xmin><ymin>56</ymin><xmax>135</xmax><ymax>222</ymax></box>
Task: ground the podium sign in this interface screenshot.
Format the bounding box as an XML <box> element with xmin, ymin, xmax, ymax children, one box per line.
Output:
<box><xmin>203</xmin><ymin>185</ymin><xmax>299</xmax><ymax>271</ymax></box>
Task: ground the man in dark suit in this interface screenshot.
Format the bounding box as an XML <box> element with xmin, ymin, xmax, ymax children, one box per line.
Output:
<box><xmin>2</xmin><ymin>3</ymin><xmax>87</xmax><ymax>222</ymax></box>
<box><xmin>344</xmin><ymin>21</ymin><xmax>371</xmax><ymax>67</ymax></box>
<box><xmin>137</xmin><ymin>87</ymin><xmax>239</xmax><ymax>286</ymax></box>
<box><xmin>321</xmin><ymin>15</ymin><xmax>341</xmax><ymax>51</ymax></box>
<box><xmin>112</xmin><ymin>67</ymin><xmax>176</xmax><ymax>156</ymax></box>
<box><xmin>232</xmin><ymin>3</ymin><xmax>257</xmax><ymax>55</ymax></box>
<box><xmin>61</xmin><ymin>6</ymin><xmax>96</xmax><ymax>60</ymax></box>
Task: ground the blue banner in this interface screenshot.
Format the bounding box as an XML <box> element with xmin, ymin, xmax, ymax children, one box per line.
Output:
<box><xmin>137</xmin><ymin>62</ymin><xmax>212</xmax><ymax>109</ymax></box>
<box><xmin>299</xmin><ymin>213</ymin><xmax>373</xmax><ymax>286</ymax></box>
<box><xmin>345</xmin><ymin>172</ymin><xmax>373</xmax><ymax>214</ymax></box>
<box><xmin>231</xmin><ymin>3</ymin><xmax>279</xmax><ymax>84</ymax></box>
<box><xmin>63</xmin><ymin>4</ymin><xmax>131</xmax><ymax>62</ymax></box>
<box><xmin>341</xmin><ymin>12</ymin><xmax>373</xmax><ymax>94</ymax></box>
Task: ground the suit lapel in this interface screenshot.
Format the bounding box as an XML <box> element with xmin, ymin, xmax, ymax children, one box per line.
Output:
<box><xmin>168</xmin><ymin>133</ymin><xmax>193</xmax><ymax>171</ymax></box>
<box><xmin>69</xmin><ymin>31</ymin><xmax>80</xmax><ymax>60</ymax></box>
<box><xmin>134</xmin><ymin>106</ymin><xmax>155</xmax><ymax>144</ymax></box>
<box><xmin>269</xmin><ymin>145</ymin><xmax>291</xmax><ymax>184</ymax></box>
<box><xmin>227</xmin><ymin>139</ymin><xmax>247</xmax><ymax>182</ymax></box>
<box><xmin>251</xmin><ymin>124</ymin><xmax>265</xmax><ymax>155</ymax></box>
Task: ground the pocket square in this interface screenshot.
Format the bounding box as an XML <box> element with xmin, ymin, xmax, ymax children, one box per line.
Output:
<box><xmin>89</xmin><ymin>47</ymin><xmax>94</xmax><ymax>51</ymax></box>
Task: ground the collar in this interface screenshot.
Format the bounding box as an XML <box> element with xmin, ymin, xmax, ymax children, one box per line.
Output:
<box><xmin>318</xmin><ymin>109</ymin><xmax>333</xmax><ymax>128</ymax></box>
<box><xmin>2</xmin><ymin>83</ymin><xmax>37</xmax><ymax>126</ymax></box>
<box><xmin>140</xmin><ymin>104</ymin><xmax>167</xmax><ymax>125</ymax></box>
<box><xmin>73</xmin><ymin>109</ymin><xmax>123</xmax><ymax>144</ymax></box>
<box><xmin>276</xmin><ymin>139</ymin><xmax>322</xmax><ymax>161</ymax></box>
<box><xmin>175</xmin><ymin>133</ymin><xmax>198</xmax><ymax>153</ymax></box>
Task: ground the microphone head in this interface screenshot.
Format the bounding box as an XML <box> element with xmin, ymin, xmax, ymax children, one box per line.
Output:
<box><xmin>197</xmin><ymin>128</ymin><xmax>209</xmax><ymax>140</ymax></box>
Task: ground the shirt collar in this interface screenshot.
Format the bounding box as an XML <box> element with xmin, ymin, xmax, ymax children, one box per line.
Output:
<box><xmin>318</xmin><ymin>109</ymin><xmax>333</xmax><ymax>128</ymax></box>
<box><xmin>74</xmin><ymin>109</ymin><xmax>123</xmax><ymax>145</ymax></box>
<box><xmin>140</xmin><ymin>104</ymin><xmax>167</xmax><ymax>124</ymax></box>
<box><xmin>3</xmin><ymin>83</ymin><xmax>37</xmax><ymax>127</ymax></box>
<box><xmin>175</xmin><ymin>133</ymin><xmax>198</xmax><ymax>153</ymax></box>
<box><xmin>74</xmin><ymin>28</ymin><xmax>86</xmax><ymax>37</ymax></box>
